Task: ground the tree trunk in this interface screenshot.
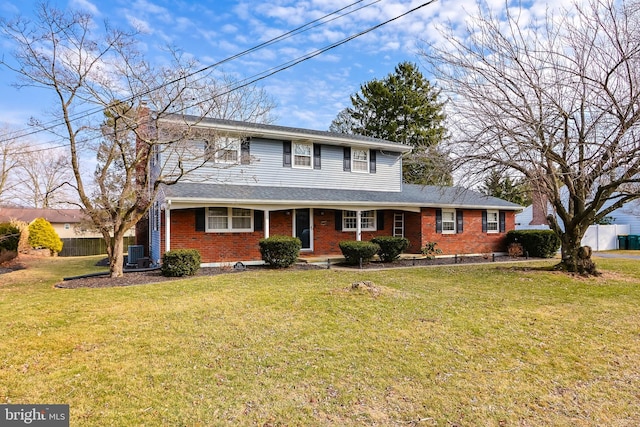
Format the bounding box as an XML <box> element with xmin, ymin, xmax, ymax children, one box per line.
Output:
<box><xmin>558</xmin><ymin>232</ymin><xmax>598</xmax><ymax>275</ymax></box>
<box><xmin>109</xmin><ymin>233</ymin><xmax>125</xmax><ymax>278</ymax></box>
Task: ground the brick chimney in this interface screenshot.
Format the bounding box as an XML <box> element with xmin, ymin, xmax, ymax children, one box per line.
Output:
<box><xmin>529</xmin><ymin>190</ymin><xmax>549</xmax><ymax>226</ymax></box>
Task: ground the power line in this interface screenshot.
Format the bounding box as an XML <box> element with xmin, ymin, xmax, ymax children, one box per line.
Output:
<box><xmin>0</xmin><ymin>0</ymin><xmax>378</xmax><ymax>145</ymax></box>
<box><xmin>3</xmin><ymin>0</ymin><xmax>437</xmax><ymax>156</ymax></box>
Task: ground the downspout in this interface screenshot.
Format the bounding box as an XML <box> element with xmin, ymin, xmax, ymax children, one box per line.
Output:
<box><xmin>164</xmin><ymin>200</ymin><xmax>171</xmax><ymax>253</ymax></box>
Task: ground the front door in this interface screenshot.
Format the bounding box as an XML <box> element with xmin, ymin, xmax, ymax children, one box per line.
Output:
<box><xmin>294</xmin><ymin>208</ymin><xmax>312</xmax><ymax>251</ymax></box>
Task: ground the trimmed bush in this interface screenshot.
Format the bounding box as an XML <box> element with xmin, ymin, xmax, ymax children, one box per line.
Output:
<box><xmin>0</xmin><ymin>222</ymin><xmax>20</xmax><ymax>252</ymax></box>
<box><xmin>339</xmin><ymin>240</ymin><xmax>380</xmax><ymax>265</ymax></box>
<box><xmin>28</xmin><ymin>218</ymin><xmax>63</xmax><ymax>255</ymax></box>
<box><xmin>371</xmin><ymin>236</ymin><xmax>409</xmax><ymax>262</ymax></box>
<box><xmin>259</xmin><ymin>235</ymin><xmax>301</xmax><ymax>268</ymax></box>
<box><xmin>506</xmin><ymin>230</ymin><xmax>561</xmax><ymax>258</ymax></box>
<box><xmin>161</xmin><ymin>249</ymin><xmax>201</xmax><ymax>277</ymax></box>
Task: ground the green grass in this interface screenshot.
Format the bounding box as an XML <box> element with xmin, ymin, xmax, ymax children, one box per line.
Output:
<box><xmin>1</xmin><ymin>255</ymin><xmax>639</xmax><ymax>426</ymax></box>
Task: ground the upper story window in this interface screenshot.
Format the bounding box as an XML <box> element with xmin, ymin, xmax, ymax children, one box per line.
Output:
<box><xmin>343</xmin><ymin>147</ymin><xmax>376</xmax><ymax>173</ymax></box>
<box><xmin>207</xmin><ymin>207</ymin><xmax>252</xmax><ymax>232</ymax></box>
<box><xmin>293</xmin><ymin>142</ymin><xmax>312</xmax><ymax>169</ymax></box>
<box><xmin>352</xmin><ymin>149</ymin><xmax>369</xmax><ymax>173</ymax></box>
<box><xmin>486</xmin><ymin>210</ymin><xmax>499</xmax><ymax>233</ymax></box>
<box><xmin>343</xmin><ymin>210</ymin><xmax>376</xmax><ymax>231</ymax></box>
<box><xmin>206</xmin><ymin>137</ymin><xmax>241</xmax><ymax>164</ymax></box>
<box><xmin>441</xmin><ymin>209</ymin><xmax>456</xmax><ymax>234</ymax></box>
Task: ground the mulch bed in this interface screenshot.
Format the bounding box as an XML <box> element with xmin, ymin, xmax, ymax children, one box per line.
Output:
<box><xmin>52</xmin><ymin>255</ymin><xmax>527</xmax><ymax>289</ymax></box>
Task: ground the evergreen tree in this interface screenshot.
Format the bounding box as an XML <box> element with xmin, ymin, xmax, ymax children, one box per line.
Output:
<box><xmin>330</xmin><ymin>62</ymin><xmax>451</xmax><ymax>185</ymax></box>
<box><xmin>28</xmin><ymin>218</ymin><xmax>63</xmax><ymax>255</ymax></box>
<box><xmin>479</xmin><ymin>170</ymin><xmax>531</xmax><ymax>206</ymax></box>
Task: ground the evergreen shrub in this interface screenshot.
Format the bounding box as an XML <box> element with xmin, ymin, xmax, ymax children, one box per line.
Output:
<box><xmin>161</xmin><ymin>249</ymin><xmax>201</xmax><ymax>277</ymax></box>
<box><xmin>28</xmin><ymin>218</ymin><xmax>63</xmax><ymax>255</ymax></box>
<box><xmin>371</xmin><ymin>236</ymin><xmax>409</xmax><ymax>262</ymax></box>
<box><xmin>259</xmin><ymin>235</ymin><xmax>301</xmax><ymax>268</ymax></box>
<box><xmin>339</xmin><ymin>240</ymin><xmax>380</xmax><ymax>265</ymax></box>
<box><xmin>0</xmin><ymin>222</ymin><xmax>20</xmax><ymax>252</ymax></box>
<box><xmin>506</xmin><ymin>230</ymin><xmax>561</xmax><ymax>258</ymax></box>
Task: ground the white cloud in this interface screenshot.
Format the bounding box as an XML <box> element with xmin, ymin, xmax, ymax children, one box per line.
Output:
<box><xmin>69</xmin><ymin>0</ymin><xmax>100</xmax><ymax>16</ymax></box>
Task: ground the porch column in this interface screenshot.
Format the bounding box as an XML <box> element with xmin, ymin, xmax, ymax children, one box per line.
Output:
<box><xmin>356</xmin><ymin>210</ymin><xmax>362</xmax><ymax>241</ymax></box>
<box><xmin>164</xmin><ymin>201</ymin><xmax>171</xmax><ymax>253</ymax></box>
<box><xmin>264</xmin><ymin>210</ymin><xmax>270</xmax><ymax>238</ymax></box>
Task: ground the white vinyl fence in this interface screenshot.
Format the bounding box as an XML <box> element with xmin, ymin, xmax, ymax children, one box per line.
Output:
<box><xmin>582</xmin><ymin>224</ymin><xmax>631</xmax><ymax>251</ymax></box>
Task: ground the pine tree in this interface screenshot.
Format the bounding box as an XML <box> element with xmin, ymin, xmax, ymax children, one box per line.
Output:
<box><xmin>330</xmin><ymin>62</ymin><xmax>451</xmax><ymax>185</ymax></box>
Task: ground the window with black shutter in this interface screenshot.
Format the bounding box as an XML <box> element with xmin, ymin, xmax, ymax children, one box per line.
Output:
<box><xmin>283</xmin><ymin>141</ymin><xmax>292</xmax><ymax>167</ymax></box>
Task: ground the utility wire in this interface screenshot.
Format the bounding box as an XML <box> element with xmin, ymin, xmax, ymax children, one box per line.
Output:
<box><xmin>4</xmin><ymin>0</ymin><xmax>437</xmax><ymax>155</ymax></box>
<box><xmin>0</xmin><ymin>0</ymin><xmax>378</xmax><ymax>145</ymax></box>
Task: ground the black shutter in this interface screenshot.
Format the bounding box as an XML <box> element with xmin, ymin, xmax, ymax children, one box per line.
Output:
<box><xmin>241</xmin><ymin>138</ymin><xmax>250</xmax><ymax>165</ymax></box>
<box><xmin>499</xmin><ymin>211</ymin><xmax>506</xmax><ymax>233</ymax></box>
<box><xmin>376</xmin><ymin>210</ymin><xmax>384</xmax><ymax>231</ymax></box>
<box><xmin>195</xmin><ymin>208</ymin><xmax>205</xmax><ymax>232</ymax></box>
<box><xmin>435</xmin><ymin>209</ymin><xmax>442</xmax><ymax>233</ymax></box>
<box><xmin>313</xmin><ymin>144</ymin><xmax>321</xmax><ymax>169</ymax></box>
<box><xmin>283</xmin><ymin>141</ymin><xmax>291</xmax><ymax>167</ymax></box>
<box><xmin>335</xmin><ymin>210</ymin><xmax>343</xmax><ymax>231</ymax></box>
<box><xmin>456</xmin><ymin>210</ymin><xmax>464</xmax><ymax>233</ymax></box>
<box><xmin>254</xmin><ymin>210</ymin><xmax>264</xmax><ymax>232</ymax></box>
<box><xmin>482</xmin><ymin>210</ymin><xmax>488</xmax><ymax>233</ymax></box>
<box><xmin>370</xmin><ymin>149</ymin><xmax>377</xmax><ymax>173</ymax></box>
<box><xmin>343</xmin><ymin>147</ymin><xmax>351</xmax><ymax>171</ymax></box>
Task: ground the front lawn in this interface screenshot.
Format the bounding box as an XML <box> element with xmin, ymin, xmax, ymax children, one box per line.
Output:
<box><xmin>1</xmin><ymin>255</ymin><xmax>639</xmax><ymax>426</ymax></box>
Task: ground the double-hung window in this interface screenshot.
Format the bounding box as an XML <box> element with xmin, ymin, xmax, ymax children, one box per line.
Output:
<box><xmin>352</xmin><ymin>149</ymin><xmax>369</xmax><ymax>172</ymax></box>
<box><xmin>206</xmin><ymin>137</ymin><xmax>240</xmax><ymax>164</ymax></box>
<box><xmin>486</xmin><ymin>210</ymin><xmax>499</xmax><ymax>233</ymax></box>
<box><xmin>441</xmin><ymin>209</ymin><xmax>456</xmax><ymax>233</ymax></box>
<box><xmin>342</xmin><ymin>210</ymin><xmax>376</xmax><ymax>231</ymax></box>
<box><xmin>207</xmin><ymin>207</ymin><xmax>252</xmax><ymax>232</ymax></box>
<box><xmin>293</xmin><ymin>142</ymin><xmax>312</xmax><ymax>168</ymax></box>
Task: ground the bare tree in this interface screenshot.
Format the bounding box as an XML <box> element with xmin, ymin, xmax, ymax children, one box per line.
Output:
<box><xmin>0</xmin><ymin>3</ymin><xmax>274</xmax><ymax>276</ymax></box>
<box><xmin>422</xmin><ymin>0</ymin><xmax>640</xmax><ymax>274</ymax></box>
<box><xmin>10</xmin><ymin>147</ymin><xmax>74</xmax><ymax>208</ymax></box>
<box><xmin>0</xmin><ymin>125</ymin><xmax>25</xmax><ymax>206</ymax></box>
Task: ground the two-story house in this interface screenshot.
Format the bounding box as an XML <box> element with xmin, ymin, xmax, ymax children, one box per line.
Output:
<box><xmin>146</xmin><ymin>115</ymin><xmax>522</xmax><ymax>266</ymax></box>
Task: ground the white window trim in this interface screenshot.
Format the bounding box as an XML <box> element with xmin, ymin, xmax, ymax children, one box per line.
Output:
<box><xmin>343</xmin><ymin>210</ymin><xmax>376</xmax><ymax>231</ymax></box>
<box><xmin>486</xmin><ymin>210</ymin><xmax>499</xmax><ymax>233</ymax></box>
<box><xmin>206</xmin><ymin>137</ymin><xmax>241</xmax><ymax>164</ymax></box>
<box><xmin>292</xmin><ymin>142</ymin><xmax>313</xmax><ymax>169</ymax></box>
<box><xmin>351</xmin><ymin>148</ymin><xmax>369</xmax><ymax>173</ymax></box>
<box><xmin>206</xmin><ymin>207</ymin><xmax>253</xmax><ymax>233</ymax></box>
<box><xmin>441</xmin><ymin>209</ymin><xmax>456</xmax><ymax>234</ymax></box>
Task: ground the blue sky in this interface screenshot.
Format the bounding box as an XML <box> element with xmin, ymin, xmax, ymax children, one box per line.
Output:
<box><xmin>0</xmin><ymin>0</ymin><xmax>579</xmax><ymax>136</ymax></box>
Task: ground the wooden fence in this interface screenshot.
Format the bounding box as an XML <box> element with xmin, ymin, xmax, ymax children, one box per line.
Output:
<box><xmin>59</xmin><ymin>236</ymin><xmax>137</xmax><ymax>257</ymax></box>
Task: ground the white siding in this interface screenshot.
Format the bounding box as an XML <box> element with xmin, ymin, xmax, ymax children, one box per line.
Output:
<box><xmin>163</xmin><ymin>137</ymin><xmax>404</xmax><ymax>192</ymax></box>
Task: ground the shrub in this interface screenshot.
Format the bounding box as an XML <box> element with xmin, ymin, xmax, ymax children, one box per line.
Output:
<box><xmin>259</xmin><ymin>235</ymin><xmax>302</xmax><ymax>268</ymax></box>
<box><xmin>28</xmin><ymin>218</ymin><xmax>63</xmax><ymax>255</ymax></box>
<box><xmin>161</xmin><ymin>249</ymin><xmax>201</xmax><ymax>277</ymax></box>
<box><xmin>339</xmin><ymin>240</ymin><xmax>380</xmax><ymax>265</ymax></box>
<box><xmin>506</xmin><ymin>230</ymin><xmax>561</xmax><ymax>258</ymax></box>
<box><xmin>421</xmin><ymin>241</ymin><xmax>443</xmax><ymax>259</ymax></box>
<box><xmin>0</xmin><ymin>222</ymin><xmax>20</xmax><ymax>252</ymax></box>
<box><xmin>371</xmin><ymin>236</ymin><xmax>409</xmax><ymax>262</ymax></box>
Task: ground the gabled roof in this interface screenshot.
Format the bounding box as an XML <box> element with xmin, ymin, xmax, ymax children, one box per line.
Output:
<box><xmin>160</xmin><ymin>114</ymin><xmax>414</xmax><ymax>153</ymax></box>
<box><xmin>0</xmin><ymin>207</ymin><xmax>86</xmax><ymax>224</ymax></box>
<box><xmin>163</xmin><ymin>183</ymin><xmax>522</xmax><ymax>212</ymax></box>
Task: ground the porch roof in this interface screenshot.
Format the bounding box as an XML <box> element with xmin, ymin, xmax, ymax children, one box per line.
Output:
<box><xmin>163</xmin><ymin>183</ymin><xmax>522</xmax><ymax>212</ymax></box>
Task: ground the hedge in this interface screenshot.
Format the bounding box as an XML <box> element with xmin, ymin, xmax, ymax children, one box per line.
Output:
<box><xmin>161</xmin><ymin>249</ymin><xmax>201</xmax><ymax>277</ymax></box>
<box><xmin>506</xmin><ymin>229</ymin><xmax>561</xmax><ymax>258</ymax></box>
<box><xmin>371</xmin><ymin>236</ymin><xmax>409</xmax><ymax>262</ymax></box>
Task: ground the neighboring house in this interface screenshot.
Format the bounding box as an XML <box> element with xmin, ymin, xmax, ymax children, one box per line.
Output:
<box><xmin>515</xmin><ymin>190</ymin><xmax>640</xmax><ymax>250</ymax></box>
<box><xmin>0</xmin><ymin>207</ymin><xmax>135</xmax><ymax>256</ymax></box>
<box><xmin>146</xmin><ymin>116</ymin><xmax>522</xmax><ymax>266</ymax></box>
<box><xmin>0</xmin><ymin>207</ymin><xmax>96</xmax><ymax>238</ymax></box>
